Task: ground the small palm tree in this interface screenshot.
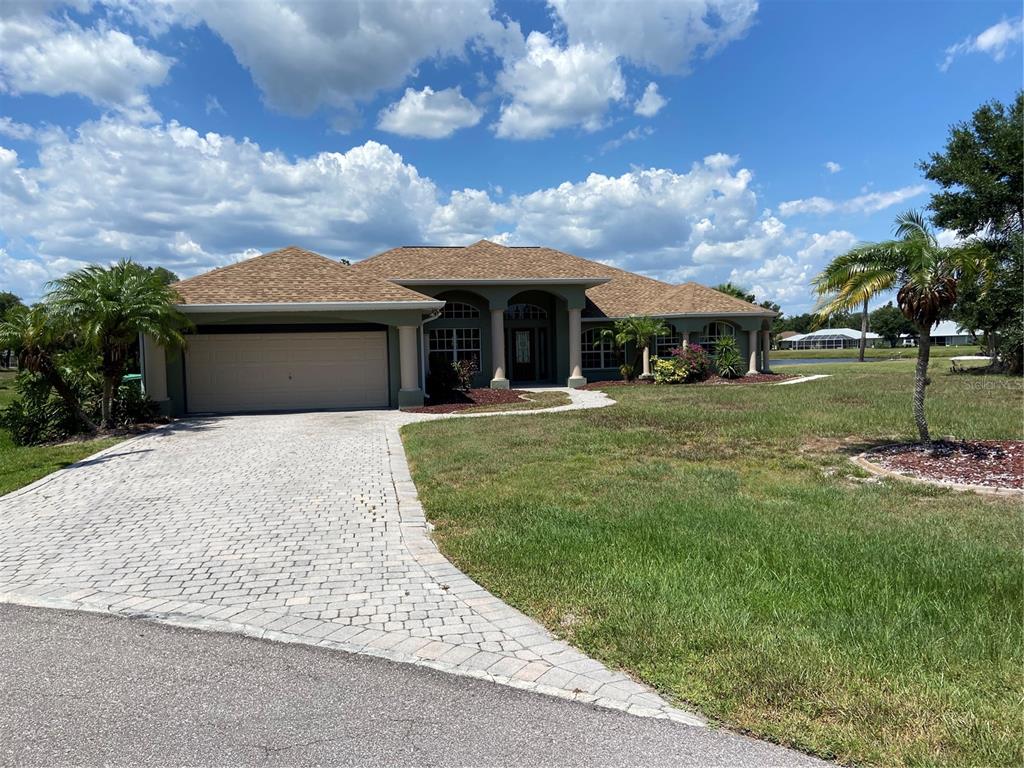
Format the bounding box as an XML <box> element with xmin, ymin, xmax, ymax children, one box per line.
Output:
<box><xmin>0</xmin><ymin>304</ymin><xmax>97</xmax><ymax>432</ymax></box>
<box><xmin>47</xmin><ymin>260</ymin><xmax>188</xmax><ymax>429</ymax></box>
<box><xmin>599</xmin><ymin>315</ymin><xmax>669</xmax><ymax>380</ymax></box>
<box><xmin>814</xmin><ymin>210</ymin><xmax>989</xmax><ymax>443</ymax></box>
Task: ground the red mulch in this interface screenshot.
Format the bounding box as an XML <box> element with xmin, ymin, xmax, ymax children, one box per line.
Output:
<box><xmin>698</xmin><ymin>373</ymin><xmax>794</xmax><ymax>385</ymax></box>
<box><xmin>869</xmin><ymin>440</ymin><xmax>1023</xmax><ymax>490</ymax></box>
<box><xmin>407</xmin><ymin>388</ymin><xmax>530</xmax><ymax>414</ymax></box>
<box><xmin>581</xmin><ymin>373</ymin><xmax>792</xmax><ymax>389</ymax></box>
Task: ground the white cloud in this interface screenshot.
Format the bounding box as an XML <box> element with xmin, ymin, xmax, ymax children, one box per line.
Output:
<box><xmin>378</xmin><ymin>86</ymin><xmax>483</xmax><ymax>139</ymax></box>
<box><xmin>824</xmin><ymin>161</ymin><xmax>841</xmax><ymax>174</ymax></box>
<box><xmin>0</xmin><ymin>4</ymin><xmax>171</xmax><ymax>120</ymax></box>
<box><xmin>599</xmin><ymin>125</ymin><xmax>653</xmax><ymax>154</ymax></box>
<box><xmin>550</xmin><ymin>0</ymin><xmax>758</xmax><ymax>74</ymax></box>
<box><xmin>0</xmin><ymin>119</ymin><xmax>440</xmax><ymax>298</ymax></box>
<box><xmin>634</xmin><ymin>82</ymin><xmax>667</xmax><ymax>117</ymax></box>
<box><xmin>728</xmin><ymin>230</ymin><xmax>856</xmax><ymax>307</ymax></box>
<box><xmin>941</xmin><ymin>16</ymin><xmax>1023</xmax><ymax>71</ymax></box>
<box><xmin>204</xmin><ymin>95</ymin><xmax>226</xmax><ymax>116</ymax></box>
<box><xmin>494</xmin><ymin>31</ymin><xmax>625</xmax><ymax>139</ymax></box>
<box><xmin>778</xmin><ymin>184</ymin><xmax>927</xmax><ymax>217</ymax></box>
<box><xmin>160</xmin><ymin>0</ymin><xmax>500</xmax><ymax>115</ymax></box>
<box><xmin>1</xmin><ymin>115</ymin><xmax>856</xmax><ymax>311</ymax></box>
<box><xmin>0</xmin><ymin>116</ymin><xmax>34</xmax><ymax>140</ymax></box>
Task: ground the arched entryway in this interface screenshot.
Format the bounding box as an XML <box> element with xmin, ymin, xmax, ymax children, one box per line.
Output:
<box><xmin>504</xmin><ymin>291</ymin><xmax>556</xmax><ymax>384</ymax></box>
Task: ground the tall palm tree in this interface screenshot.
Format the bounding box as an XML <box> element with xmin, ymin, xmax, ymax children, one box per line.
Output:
<box><xmin>813</xmin><ymin>210</ymin><xmax>989</xmax><ymax>443</ymax></box>
<box><xmin>0</xmin><ymin>304</ymin><xmax>97</xmax><ymax>432</ymax></box>
<box><xmin>599</xmin><ymin>315</ymin><xmax>669</xmax><ymax>380</ymax></box>
<box><xmin>47</xmin><ymin>260</ymin><xmax>188</xmax><ymax>429</ymax></box>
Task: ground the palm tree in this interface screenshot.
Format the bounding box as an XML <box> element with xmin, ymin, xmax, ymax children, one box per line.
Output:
<box><xmin>0</xmin><ymin>304</ymin><xmax>97</xmax><ymax>432</ymax></box>
<box><xmin>47</xmin><ymin>260</ymin><xmax>188</xmax><ymax>429</ymax></box>
<box><xmin>814</xmin><ymin>210</ymin><xmax>989</xmax><ymax>443</ymax></box>
<box><xmin>599</xmin><ymin>315</ymin><xmax>669</xmax><ymax>380</ymax></box>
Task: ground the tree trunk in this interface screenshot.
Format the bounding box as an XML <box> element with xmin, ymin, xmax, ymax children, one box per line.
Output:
<box><xmin>913</xmin><ymin>331</ymin><xmax>932</xmax><ymax>444</ymax></box>
<box><xmin>40</xmin><ymin>362</ymin><xmax>97</xmax><ymax>433</ymax></box>
<box><xmin>101</xmin><ymin>378</ymin><xmax>114</xmax><ymax>429</ymax></box>
<box><xmin>858</xmin><ymin>298</ymin><xmax>868</xmax><ymax>363</ymax></box>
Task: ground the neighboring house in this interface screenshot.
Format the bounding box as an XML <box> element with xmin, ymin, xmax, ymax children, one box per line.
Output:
<box><xmin>141</xmin><ymin>241</ymin><xmax>776</xmax><ymax>415</ymax></box>
<box><xmin>899</xmin><ymin>320</ymin><xmax>975</xmax><ymax>347</ymax></box>
<box><xmin>779</xmin><ymin>328</ymin><xmax>882</xmax><ymax>350</ymax></box>
<box><xmin>775</xmin><ymin>330</ymin><xmax>798</xmax><ymax>349</ymax></box>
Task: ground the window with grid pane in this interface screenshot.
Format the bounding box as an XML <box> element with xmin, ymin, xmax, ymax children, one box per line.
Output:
<box><xmin>428</xmin><ymin>328</ymin><xmax>481</xmax><ymax>367</ymax></box>
<box><xmin>581</xmin><ymin>328</ymin><xmax>620</xmax><ymax>369</ymax></box>
<box><xmin>505</xmin><ymin>303</ymin><xmax>547</xmax><ymax>320</ymax></box>
<box><xmin>655</xmin><ymin>330</ymin><xmax>682</xmax><ymax>356</ymax></box>
<box><xmin>440</xmin><ymin>301</ymin><xmax>479</xmax><ymax>319</ymax></box>
<box><xmin>699</xmin><ymin>322</ymin><xmax>735</xmax><ymax>346</ymax></box>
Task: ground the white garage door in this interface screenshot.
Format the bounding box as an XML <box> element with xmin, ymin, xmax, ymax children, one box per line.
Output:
<box><xmin>185</xmin><ymin>331</ymin><xmax>389</xmax><ymax>413</ymax></box>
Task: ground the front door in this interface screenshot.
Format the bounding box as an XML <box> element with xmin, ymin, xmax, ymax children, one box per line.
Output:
<box><xmin>509</xmin><ymin>328</ymin><xmax>535</xmax><ymax>381</ymax></box>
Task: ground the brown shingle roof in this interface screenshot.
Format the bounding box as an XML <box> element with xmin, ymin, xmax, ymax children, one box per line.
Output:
<box><xmin>354</xmin><ymin>240</ymin><xmax>614</xmax><ymax>281</ymax></box>
<box><xmin>173</xmin><ymin>246</ymin><xmax>438</xmax><ymax>305</ymax></box>
<box><xmin>354</xmin><ymin>240</ymin><xmax>773</xmax><ymax>318</ymax></box>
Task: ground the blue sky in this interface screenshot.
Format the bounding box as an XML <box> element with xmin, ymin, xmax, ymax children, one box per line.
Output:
<box><xmin>1</xmin><ymin>1</ymin><xmax>1021</xmax><ymax>312</ymax></box>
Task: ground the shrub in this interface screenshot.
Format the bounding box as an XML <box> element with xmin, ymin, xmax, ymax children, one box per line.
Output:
<box><xmin>0</xmin><ymin>371</ymin><xmax>84</xmax><ymax>444</ymax></box>
<box><xmin>652</xmin><ymin>356</ymin><xmax>685</xmax><ymax>384</ymax></box>
<box><xmin>619</xmin><ymin>362</ymin><xmax>635</xmax><ymax>381</ymax></box>
<box><xmin>671</xmin><ymin>342</ymin><xmax>712</xmax><ymax>383</ymax></box>
<box><xmin>0</xmin><ymin>367</ymin><xmax>157</xmax><ymax>446</ymax></box>
<box><xmin>713</xmin><ymin>336</ymin><xmax>743</xmax><ymax>379</ymax></box>
<box><xmin>426</xmin><ymin>358</ymin><xmax>478</xmax><ymax>399</ymax></box>
<box><xmin>997</xmin><ymin>324</ymin><xmax>1023</xmax><ymax>376</ymax></box>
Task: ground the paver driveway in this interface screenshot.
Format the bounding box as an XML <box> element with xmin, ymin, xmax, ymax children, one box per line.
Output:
<box><xmin>0</xmin><ymin>403</ymin><xmax>700</xmax><ymax>725</ymax></box>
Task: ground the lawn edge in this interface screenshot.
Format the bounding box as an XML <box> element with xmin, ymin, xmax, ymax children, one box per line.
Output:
<box><xmin>0</xmin><ymin>425</ymin><xmax>169</xmax><ymax>501</ymax></box>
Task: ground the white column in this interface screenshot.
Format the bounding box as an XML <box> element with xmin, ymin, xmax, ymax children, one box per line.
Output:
<box><xmin>568</xmin><ymin>307</ymin><xmax>586</xmax><ymax>388</ymax></box>
<box><xmin>642</xmin><ymin>345</ymin><xmax>651</xmax><ymax>377</ymax></box>
<box><xmin>681</xmin><ymin>330</ymin><xmax>690</xmax><ymax>346</ymax></box>
<box><xmin>141</xmin><ymin>334</ymin><xmax>168</xmax><ymax>402</ymax></box>
<box><xmin>747</xmin><ymin>330</ymin><xmax>759</xmax><ymax>375</ymax></box>
<box><xmin>761</xmin><ymin>330</ymin><xmax>771</xmax><ymax>372</ymax></box>
<box><xmin>398</xmin><ymin>325</ymin><xmax>419</xmax><ymax>391</ymax></box>
<box><xmin>490</xmin><ymin>308</ymin><xmax>509</xmax><ymax>389</ymax></box>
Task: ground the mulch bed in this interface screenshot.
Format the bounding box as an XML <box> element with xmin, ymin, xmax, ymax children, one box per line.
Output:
<box><xmin>698</xmin><ymin>373</ymin><xmax>794</xmax><ymax>385</ymax></box>
<box><xmin>867</xmin><ymin>440</ymin><xmax>1023</xmax><ymax>490</ymax></box>
<box><xmin>581</xmin><ymin>373</ymin><xmax>793</xmax><ymax>389</ymax></box>
<box><xmin>407</xmin><ymin>388</ymin><xmax>531</xmax><ymax>414</ymax></box>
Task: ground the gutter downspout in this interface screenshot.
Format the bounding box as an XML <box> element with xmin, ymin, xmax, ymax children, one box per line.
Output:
<box><xmin>419</xmin><ymin>310</ymin><xmax>442</xmax><ymax>395</ymax></box>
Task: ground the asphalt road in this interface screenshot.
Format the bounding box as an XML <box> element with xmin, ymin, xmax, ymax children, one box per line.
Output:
<box><xmin>0</xmin><ymin>604</ymin><xmax>825</xmax><ymax>767</ymax></box>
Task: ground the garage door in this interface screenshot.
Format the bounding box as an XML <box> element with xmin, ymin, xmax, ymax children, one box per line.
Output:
<box><xmin>185</xmin><ymin>331</ymin><xmax>389</xmax><ymax>413</ymax></box>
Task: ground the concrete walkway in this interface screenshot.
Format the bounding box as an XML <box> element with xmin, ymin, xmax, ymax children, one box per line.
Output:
<box><xmin>0</xmin><ymin>388</ymin><xmax>702</xmax><ymax>724</ymax></box>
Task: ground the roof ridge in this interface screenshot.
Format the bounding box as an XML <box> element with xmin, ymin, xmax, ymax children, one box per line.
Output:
<box><xmin>677</xmin><ymin>281</ymin><xmax>768</xmax><ymax>312</ymax></box>
<box><xmin>173</xmin><ymin>246</ymin><xmax>346</xmax><ymax>287</ymax></box>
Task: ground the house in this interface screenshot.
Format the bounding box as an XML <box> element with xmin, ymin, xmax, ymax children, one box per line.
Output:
<box><xmin>899</xmin><ymin>320</ymin><xmax>975</xmax><ymax>347</ymax></box>
<box><xmin>140</xmin><ymin>241</ymin><xmax>776</xmax><ymax>414</ymax></box>
<box><xmin>778</xmin><ymin>328</ymin><xmax>881</xmax><ymax>350</ymax></box>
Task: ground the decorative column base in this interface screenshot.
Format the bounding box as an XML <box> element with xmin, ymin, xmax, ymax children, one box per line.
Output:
<box><xmin>567</xmin><ymin>376</ymin><xmax>587</xmax><ymax>389</ymax></box>
<box><xmin>490</xmin><ymin>377</ymin><xmax>510</xmax><ymax>390</ymax></box>
<box><xmin>398</xmin><ymin>388</ymin><xmax>424</xmax><ymax>409</ymax></box>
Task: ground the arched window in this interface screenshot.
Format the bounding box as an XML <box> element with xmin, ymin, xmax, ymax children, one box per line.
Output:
<box><xmin>581</xmin><ymin>328</ymin><xmax>621</xmax><ymax>369</ymax></box>
<box><xmin>505</xmin><ymin>303</ymin><xmax>547</xmax><ymax>320</ymax></box>
<box><xmin>440</xmin><ymin>301</ymin><xmax>479</xmax><ymax>319</ymax></box>
<box><xmin>699</xmin><ymin>322</ymin><xmax>736</xmax><ymax>346</ymax></box>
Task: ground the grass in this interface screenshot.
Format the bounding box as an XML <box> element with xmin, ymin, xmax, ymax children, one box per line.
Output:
<box><xmin>402</xmin><ymin>360</ymin><xmax>1023</xmax><ymax>766</ymax></box>
<box><xmin>774</xmin><ymin>346</ymin><xmax>982</xmax><ymax>360</ymax></box>
<box><xmin>0</xmin><ymin>371</ymin><xmax>121</xmax><ymax>497</ymax></box>
<box><xmin>460</xmin><ymin>390</ymin><xmax>571</xmax><ymax>414</ymax></box>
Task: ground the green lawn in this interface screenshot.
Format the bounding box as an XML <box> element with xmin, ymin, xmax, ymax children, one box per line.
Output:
<box><xmin>773</xmin><ymin>345</ymin><xmax>982</xmax><ymax>360</ymax></box>
<box><xmin>0</xmin><ymin>371</ymin><xmax>121</xmax><ymax>497</ymax></box>
<box><xmin>402</xmin><ymin>360</ymin><xmax>1023</xmax><ymax>766</ymax></box>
